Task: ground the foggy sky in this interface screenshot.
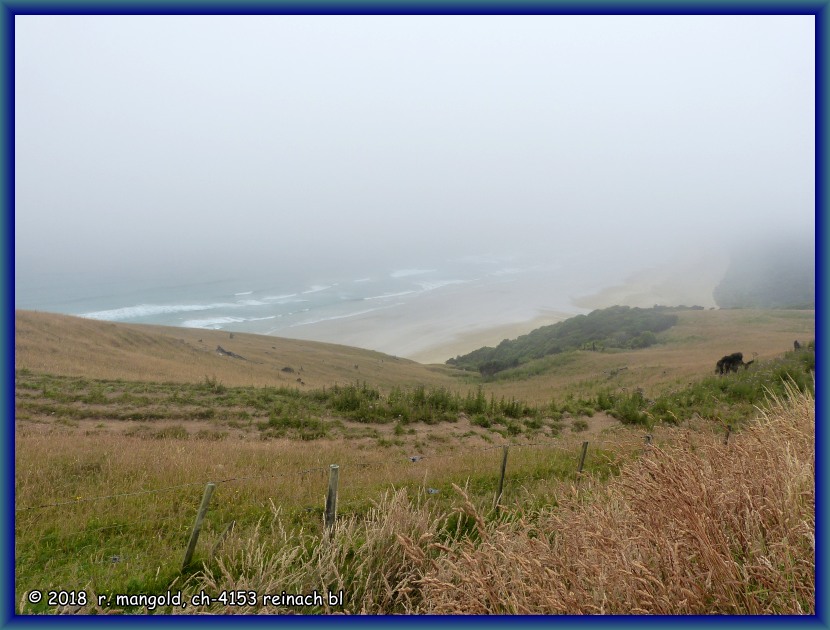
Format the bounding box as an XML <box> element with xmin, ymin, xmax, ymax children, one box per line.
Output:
<box><xmin>14</xmin><ymin>15</ymin><xmax>815</xmax><ymax>286</ymax></box>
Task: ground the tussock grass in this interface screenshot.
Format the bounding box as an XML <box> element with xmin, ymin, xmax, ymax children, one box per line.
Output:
<box><xmin>191</xmin><ymin>489</ymin><xmax>438</xmax><ymax>614</ymax></box>
<box><xmin>105</xmin><ymin>385</ymin><xmax>815</xmax><ymax>615</ymax></box>
<box><xmin>15</xmin><ymin>307</ymin><xmax>815</xmax><ymax>614</ymax></box>
<box><xmin>409</xmin><ymin>383</ymin><xmax>814</xmax><ymax>614</ymax></box>
<box><xmin>16</xmin><ymin>425</ymin><xmax>614</xmax><ymax>612</ymax></box>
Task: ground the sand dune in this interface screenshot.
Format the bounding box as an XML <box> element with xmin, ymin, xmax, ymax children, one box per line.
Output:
<box><xmin>573</xmin><ymin>252</ymin><xmax>727</xmax><ymax>311</ymax></box>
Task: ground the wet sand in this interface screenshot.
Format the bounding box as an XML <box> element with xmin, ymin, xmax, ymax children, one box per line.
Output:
<box><xmin>279</xmin><ymin>275</ymin><xmax>578</xmax><ymax>364</ymax></box>
<box><xmin>278</xmin><ymin>253</ymin><xmax>727</xmax><ymax>365</ymax></box>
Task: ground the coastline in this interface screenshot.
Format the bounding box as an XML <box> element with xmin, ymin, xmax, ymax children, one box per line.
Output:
<box><xmin>274</xmin><ymin>275</ymin><xmax>582</xmax><ymax>364</ymax></box>
<box><xmin>411</xmin><ymin>258</ymin><xmax>726</xmax><ymax>364</ymax></box>
<box><xmin>275</xmin><ymin>255</ymin><xmax>726</xmax><ymax>365</ymax></box>
<box><xmin>572</xmin><ymin>253</ymin><xmax>726</xmax><ymax>311</ymax></box>
<box><xmin>20</xmin><ymin>253</ymin><xmax>726</xmax><ymax>367</ymax></box>
<box><xmin>404</xmin><ymin>310</ymin><xmax>575</xmax><ymax>364</ymax></box>
<box><xmin>278</xmin><ymin>306</ymin><xmax>575</xmax><ymax>366</ymax></box>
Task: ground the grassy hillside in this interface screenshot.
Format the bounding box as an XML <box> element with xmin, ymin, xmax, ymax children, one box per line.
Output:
<box><xmin>15</xmin><ymin>308</ymin><xmax>815</xmax><ymax>406</ymax></box>
<box><xmin>15</xmin><ymin>310</ymin><xmax>457</xmax><ymax>391</ymax></box>
<box><xmin>13</xmin><ymin>307</ymin><xmax>815</xmax><ymax>614</ymax></box>
<box><xmin>448</xmin><ymin>305</ymin><xmax>687</xmax><ymax>375</ymax></box>
<box><xmin>465</xmin><ymin>308</ymin><xmax>815</xmax><ymax>405</ymax></box>
<box><xmin>16</xmin><ymin>385</ymin><xmax>814</xmax><ymax>614</ymax></box>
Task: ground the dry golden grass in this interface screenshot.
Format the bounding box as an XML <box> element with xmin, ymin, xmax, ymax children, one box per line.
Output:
<box><xmin>408</xmin><ymin>383</ymin><xmax>814</xmax><ymax>614</ymax></box>
<box><xmin>15</xmin><ymin>310</ymin><xmax>457</xmax><ymax>391</ymax></box>
<box><xmin>16</xmin><ymin>383</ymin><xmax>812</xmax><ymax>615</ymax></box>
<box><xmin>15</xmin><ymin>308</ymin><xmax>815</xmax><ymax>406</ymax></box>
<box><xmin>16</xmin><ymin>413</ymin><xmax>630</xmax><ymax>612</ymax></box>
<box><xmin>14</xmin><ymin>307</ymin><xmax>815</xmax><ymax>615</ymax></box>
<box><xmin>484</xmin><ymin>308</ymin><xmax>815</xmax><ymax>402</ymax></box>
<box><xmin>35</xmin><ymin>384</ymin><xmax>802</xmax><ymax>614</ymax></box>
<box><xmin>189</xmin><ymin>489</ymin><xmax>439</xmax><ymax>615</ymax></box>
<box><xmin>137</xmin><ymin>384</ymin><xmax>814</xmax><ymax>615</ymax></box>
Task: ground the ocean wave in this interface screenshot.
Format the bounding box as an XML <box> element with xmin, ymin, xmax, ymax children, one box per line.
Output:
<box><xmin>488</xmin><ymin>265</ymin><xmax>546</xmax><ymax>277</ymax></box>
<box><xmin>263</xmin><ymin>293</ymin><xmax>298</xmax><ymax>301</ymax></box>
<box><xmin>390</xmin><ymin>268</ymin><xmax>435</xmax><ymax>278</ymax></box>
<box><xmin>416</xmin><ymin>280</ymin><xmax>466</xmax><ymax>291</ymax></box>
<box><xmin>363</xmin><ymin>290</ymin><xmax>417</xmax><ymax>301</ymax></box>
<box><xmin>81</xmin><ymin>302</ymin><xmax>236</xmax><ymax>321</ymax></box>
<box><xmin>288</xmin><ymin>303</ymin><xmax>401</xmax><ymax>328</ymax></box>
<box><xmin>302</xmin><ymin>284</ymin><xmax>336</xmax><ymax>295</ymax></box>
<box><xmin>181</xmin><ymin>316</ymin><xmax>246</xmax><ymax>329</ymax></box>
<box><xmin>182</xmin><ymin>314</ymin><xmax>277</xmax><ymax>329</ymax></box>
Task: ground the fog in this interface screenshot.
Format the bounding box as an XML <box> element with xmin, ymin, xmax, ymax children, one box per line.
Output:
<box><xmin>15</xmin><ymin>15</ymin><xmax>814</xmax><ymax>295</ymax></box>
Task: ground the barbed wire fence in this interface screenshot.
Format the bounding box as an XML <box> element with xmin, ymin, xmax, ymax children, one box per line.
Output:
<box><xmin>16</xmin><ymin>431</ymin><xmax>666</xmax><ymax>583</ymax></box>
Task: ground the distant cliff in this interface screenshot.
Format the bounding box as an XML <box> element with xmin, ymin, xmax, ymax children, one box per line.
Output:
<box><xmin>713</xmin><ymin>236</ymin><xmax>814</xmax><ymax>309</ymax></box>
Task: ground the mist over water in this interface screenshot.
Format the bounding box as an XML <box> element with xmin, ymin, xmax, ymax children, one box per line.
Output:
<box><xmin>14</xmin><ymin>15</ymin><xmax>814</xmax><ymax>359</ymax></box>
<box><xmin>15</xmin><ymin>238</ymin><xmax>736</xmax><ymax>362</ymax></box>
<box><xmin>15</xmin><ymin>252</ymin><xmax>605</xmax><ymax>334</ymax></box>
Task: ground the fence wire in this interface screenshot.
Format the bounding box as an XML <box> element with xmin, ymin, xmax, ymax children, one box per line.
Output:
<box><xmin>16</xmin><ymin>433</ymin><xmax>657</xmax><ymax>568</ymax></box>
<box><xmin>18</xmin><ymin>436</ymin><xmax>615</xmax><ymax>513</ymax></box>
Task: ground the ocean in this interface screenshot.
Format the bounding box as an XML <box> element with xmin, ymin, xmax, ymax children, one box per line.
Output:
<box><xmin>14</xmin><ymin>256</ymin><xmax>611</xmax><ymax>361</ymax></box>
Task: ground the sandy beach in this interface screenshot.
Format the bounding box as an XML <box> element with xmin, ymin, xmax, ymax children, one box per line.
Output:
<box><xmin>278</xmin><ymin>273</ymin><xmax>579</xmax><ymax>364</ymax></box>
<box><xmin>278</xmin><ymin>251</ymin><xmax>728</xmax><ymax>365</ymax></box>
<box><xmin>572</xmin><ymin>264</ymin><xmax>725</xmax><ymax>311</ymax></box>
<box><xmin>282</xmin><ymin>306</ymin><xmax>575</xmax><ymax>365</ymax></box>
<box><xmin>403</xmin><ymin>310</ymin><xmax>575</xmax><ymax>364</ymax></box>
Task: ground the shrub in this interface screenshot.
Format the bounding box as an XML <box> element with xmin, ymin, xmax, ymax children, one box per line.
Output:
<box><xmin>609</xmin><ymin>391</ymin><xmax>649</xmax><ymax>426</ymax></box>
<box><xmin>571</xmin><ymin>419</ymin><xmax>589</xmax><ymax>432</ymax></box>
<box><xmin>202</xmin><ymin>375</ymin><xmax>226</xmax><ymax>394</ymax></box>
<box><xmin>471</xmin><ymin>415</ymin><xmax>491</xmax><ymax>428</ymax></box>
<box><xmin>153</xmin><ymin>424</ymin><xmax>188</xmax><ymax>440</ymax></box>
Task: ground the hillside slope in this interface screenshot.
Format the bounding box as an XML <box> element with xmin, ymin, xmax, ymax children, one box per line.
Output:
<box><xmin>15</xmin><ymin>308</ymin><xmax>815</xmax><ymax>405</ymax></box>
<box><xmin>471</xmin><ymin>308</ymin><xmax>815</xmax><ymax>403</ymax></box>
<box><xmin>713</xmin><ymin>235</ymin><xmax>815</xmax><ymax>309</ymax></box>
<box><xmin>448</xmin><ymin>305</ymin><xmax>686</xmax><ymax>375</ymax></box>
<box><xmin>14</xmin><ymin>310</ymin><xmax>457</xmax><ymax>391</ymax></box>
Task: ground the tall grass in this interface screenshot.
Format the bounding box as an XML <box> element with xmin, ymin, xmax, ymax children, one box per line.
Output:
<box><xmin>408</xmin><ymin>383</ymin><xmax>814</xmax><ymax>614</ymax></box>
<box><xmin>603</xmin><ymin>347</ymin><xmax>815</xmax><ymax>428</ymax></box>
<box><xmin>16</xmin><ymin>371</ymin><xmax>542</xmax><ymax>433</ymax></box>
<box><xmin>16</xmin><ymin>425</ymin><xmax>614</xmax><ymax>613</ymax></box>
<box><xmin>151</xmin><ymin>384</ymin><xmax>815</xmax><ymax>615</ymax></box>
<box><xmin>190</xmin><ymin>490</ymin><xmax>438</xmax><ymax>614</ymax></box>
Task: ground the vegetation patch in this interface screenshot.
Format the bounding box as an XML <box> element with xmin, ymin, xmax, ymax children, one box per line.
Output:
<box><xmin>447</xmin><ymin>305</ymin><xmax>693</xmax><ymax>376</ymax></box>
<box><xmin>13</xmin><ymin>336</ymin><xmax>816</xmax><ymax>614</ymax></box>
<box><xmin>24</xmin><ymin>384</ymin><xmax>808</xmax><ymax>614</ymax></box>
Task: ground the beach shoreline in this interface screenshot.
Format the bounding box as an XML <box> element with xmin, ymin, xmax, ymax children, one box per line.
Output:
<box><xmin>277</xmin><ymin>254</ymin><xmax>726</xmax><ymax>365</ymax></box>
<box><xmin>404</xmin><ymin>310</ymin><xmax>575</xmax><ymax>364</ymax></box>
<box><xmin>19</xmin><ymin>252</ymin><xmax>727</xmax><ymax>367</ymax></box>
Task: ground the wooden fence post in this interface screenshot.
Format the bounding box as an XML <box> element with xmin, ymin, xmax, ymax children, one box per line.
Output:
<box><xmin>325</xmin><ymin>464</ymin><xmax>340</xmax><ymax>530</ymax></box>
<box><xmin>182</xmin><ymin>482</ymin><xmax>216</xmax><ymax>571</ymax></box>
<box><xmin>577</xmin><ymin>441</ymin><xmax>589</xmax><ymax>474</ymax></box>
<box><xmin>493</xmin><ymin>446</ymin><xmax>509</xmax><ymax>510</ymax></box>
